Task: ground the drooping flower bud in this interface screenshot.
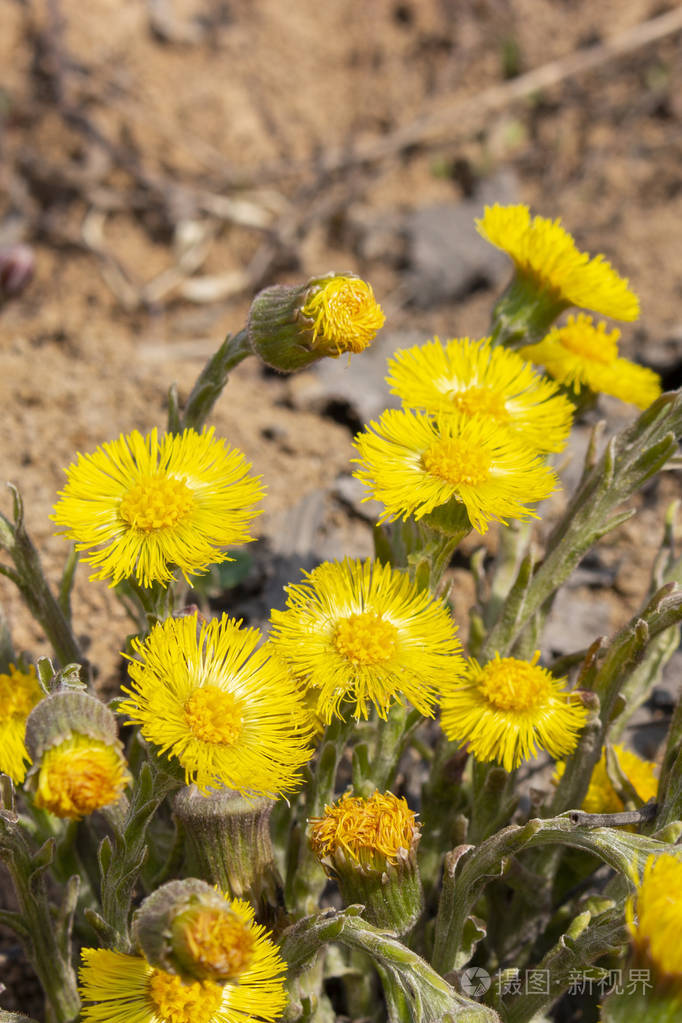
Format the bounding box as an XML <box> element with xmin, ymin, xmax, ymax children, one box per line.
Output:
<box><xmin>24</xmin><ymin>688</ymin><xmax>130</xmax><ymax>819</ymax></box>
<box><xmin>133</xmin><ymin>879</ymin><xmax>260</xmax><ymax>985</ymax></box>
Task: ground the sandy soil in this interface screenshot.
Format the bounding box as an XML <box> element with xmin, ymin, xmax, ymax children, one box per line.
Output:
<box><xmin>1</xmin><ymin>0</ymin><xmax>682</xmax><ymax>1015</ymax></box>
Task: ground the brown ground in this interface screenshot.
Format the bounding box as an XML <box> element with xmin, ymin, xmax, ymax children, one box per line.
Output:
<box><xmin>1</xmin><ymin>0</ymin><xmax>682</xmax><ymax>1016</ymax></box>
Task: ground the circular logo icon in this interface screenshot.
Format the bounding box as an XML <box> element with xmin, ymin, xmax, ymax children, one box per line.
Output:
<box><xmin>460</xmin><ymin>966</ymin><xmax>491</xmax><ymax>998</ymax></box>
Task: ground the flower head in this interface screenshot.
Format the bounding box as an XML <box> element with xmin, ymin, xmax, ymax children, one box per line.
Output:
<box><xmin>309</xmin><ymin>790</ymin><xmax>423</xmax><ymax>934</ymax></box>
<box><xmin>627</xmin><ymin>854</ymin><xmax>682</xmax><ymax>995</ymax></box>
<box><xmin>52</xmin><ymin>427</ymin><xmax>264</xmax><ymax>588</ymax></box>
<box><xmin>79</xmin><ymin>898</ymin><xmax>287</xmax><ymax>1023</ymax></box>
<box><xmin>477</xmin><ymin>204</ymin><xmax>639</xmax><ymax>321</ymax></box>
<box><xmin>33</xmin><ymin>734</ymin><xmax>130</xmax><ymax>819</ymax></box>
<box><xmin>521</xmin><ymin>314</ymin><xmax>662</xmax><ymax>410</ymax></box>
<box><xmin>301</xmin><ymin>275</ymin><xmax>385</xmax><ymax>355</ymax></box>
<box><xmin>0</xmin><ymin>663</ymin><xmax>44</xmax><ymax>783</ymax></box>
<box><xmin>268</xmin><ymin>558</ymin><xmax>464</xmax><ymax>722</ymax></box>
<box><xmin>440</xmin><ymin>652</ymin><xmax>588</xmax><ymax>772</ymax></box>
<box><xmin>387</xmin><ymin>336</ymin><xmax>574</xmax><ymax>453</ymax></box>
<box><xmin>353</xmin><ymin>409</ymin><xmax>558</xmax><ymax>533</ymax></box>
<box><xmin>248</xmin><ymin>273</ymin><xmax>384</xmax><ymax>371</ymax></box>
<box><xmin>555</xmin><ymin>743</ymin><xmax>658</xmax><ymax>815</ymax></box>
<box><xmin>120</xmin><ymin>612</ymin><xmax>313</xmax><ymax>796</ymax></box>
<box><xmin>310</xmin><ymin>790</ymin><xmax>418</xmax><ymax>871</ymax></box>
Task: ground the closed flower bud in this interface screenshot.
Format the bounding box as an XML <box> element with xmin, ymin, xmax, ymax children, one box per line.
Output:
<box><xmin>248</xmin><ymin>272</ymin><xmax>385</xmax><ymax>372</ymax></box>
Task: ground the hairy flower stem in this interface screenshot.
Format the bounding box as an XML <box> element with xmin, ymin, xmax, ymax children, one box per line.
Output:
<box><xmin>353</xmin><ymin>704</ymin><xmax>409</xmax><ymax>797</ymax></box>
<box><xmin>285</xmin><ymin>717</ymin><xmax>354</xmax><ymax>918</ymax></box>
<box><xmin>169</xmin><ymin>328</ymin><xmax>252</xmax><ymax>434</ymax></box>
<box><xmin>0</xmin><ymin>808</ymin><xmax>80</xmax><ymax>1023</ymax></box>
<box><xmin>0</xmin><ymin>487</ymin><xmax>87</xmax><ymax>681</ymax></box>
<box><xmin>467</xmin><ymin>760</ymin><xmax>518</xmax><ymax>846</ymax></box>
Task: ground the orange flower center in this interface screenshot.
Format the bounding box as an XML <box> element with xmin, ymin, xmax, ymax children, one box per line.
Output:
<box><xmin>558</xmin><ymin>321</ymin><xmax>619</xmax><ymax>365</ymax></box>
<box><xmin>334</xmin><ymin>611</ymin><xmax>398</xmax><ymax>664</ymax></box>
<box><xmin>450</xmin><ymin>386</ymin><xmax>509</xmax><ymax>422</ymax></box>
<box><xmin>119</xmin><ymin>474</ymin><xmax>194</xmax><ymax>532</ymax></box>
<box><xmin>35</xmin><ymin>739</ymin><xmax>129</xmax><ymax>819</ymax></box>
<box><xmin>177</xmin><ymin>907</ymin><xmax>256</xmax><ymax>981</ymax></box>
<box><xmin>478</xmin><ymin>658</ymin><xmax>553</xmax><ymax>713</ymax></box>
<box><xmin>148</xmin><ymin>969</ymin><xmax>224</xmax><ymax>1023</ymax></box>
<box><xmin>422</xmin><ymin>438</ymin><xmax>491</xmax><ymax>487</ymax></box>
<box><xmin>184</xmin><ymin>686</ymin><xmax>243</xmax><ymax>745</ymax></box>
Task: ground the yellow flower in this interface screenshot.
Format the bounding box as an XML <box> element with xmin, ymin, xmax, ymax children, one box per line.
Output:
<box><xmin>0</xmin><ymin>663</ymin><xmax>44</xmax><ymax>784</ymax></box>
<box><xmin>33</xmin><ymin>734</ymin><xmax>130</xmax><ymax>819</ymax></box>
<box><xmin>52</xmin><ymin>427</ymin><xmax>264</xmax><ymax>588</ymax></box>
<box><xmin>79</xmin><ymin>899</ymin><xmax>287</xmax><ymax>1023</ymax></box>
<box><xmin>627</xmin><ymin>854</ymin><xmax>682</xmax><ymax>993</ymax></box>
<box><xmin>120</xmin><ymin>612</ymin><xmax>313</xmax><ymax>797</ymax></box>
<box><xmin>310</xmin><ymin>790</ymin><xmax>419</xmax><ymax>871</ymax></box>
<box><xmin>477</xmin><ymin>204</ymin><xmax>639</xmax><ymax>321</ymax></box>
<box><xmin>520</xmin><ymin>314</ymin><xmax>662</xmax><ymax>410</ymax></box>
<box><xmin>268</xmin><ymin>558</ymin><xmax>464</xmax><ymax>722</ymax></box>
<box><xmin>555</xmin><ymin>743</ymin><xmax>658</xmax><ymax>815</ymax></box>
<box><xmin>300</xmin><ymin>274</ymin><xmax>385</xmax><ymax>355</ymax></box>
<box><xmin>440</xmin><ymin>652</ymin><xmax>588</xmax><ymax>772</ymax></box>
<box><xmin>353</xmin><ymin>409</ymin><xmax>558</xmax><ymax>533</ymax></box>
<box><xmin>387</xmin><ymin>336</ymin><xmax>574</xmax><ymax>453</ymax></box>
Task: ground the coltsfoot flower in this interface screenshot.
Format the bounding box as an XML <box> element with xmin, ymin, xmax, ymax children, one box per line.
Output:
<box><xmin>520</xmin><ymin>314</ymin><xmax>662</xmax><ymax>410</ymax></box>
<box><xmin>387</xmin><ymin>336</ymin><xmax>574</xmax><ymax>453</ymax></box>
<box><xmin>120</xmin><ymin>612</ymin><xmax>313</xmax><ymax>797</ymax></box>
<box><xmin>440</xmin><ymin>652</ymin><xmax>588</xmax><ymax>772</ymax></box>
<box><xmin>477</xmin><ymin>204</ymin><xmax>640</xmax><ymax>321</ymax></box>
<box><xmin>310</xmin><ymin>790</ymin><xmax>422</xmax><ymax>934</ymax></box>
<box><xmin>353</xmin><ymin>409</ymin><xmax>558</xmax><ymax>533</ymax></box>
<box><xmin>79</xmin><ymin>898</ymin><xmax>287</xmax><ymax>1023</ymax></box>
<box><xmin>248</xmin><ymin>272</ymin><xmax>385</xmax><ymax>371</ymax></box>
<box><xmin>33</xmin><ymin>734</ymin><xmax>130</xmax><ymax>819</ymax></box>
<box><xmin>52</xmin><ymin>427</ymin><xmax>264</xmax><ymax>588</ymax></box>
<box><xmin>301</xmin><ymin>275</ymin><xmax>385</xmax><ymax>355</ymax></box>
<box><xmin>310</xmin><ymin>790</ymin><xmax>418</xmax><ymax>871</ymax></box>
<box><xmin>628</xmin><ymin>854</ymin><xmax>682</xmax><ymax>995</ymax></box>
<box><xmin>25</xmin><ymin>688</ymin><xmax>130</xmax><ymax>819</ymax></box>
<box><xmin>269</xmin><ymin>558</ymin><xmax>464</xmax><ymax>722</ymax></box>
<box><xmin>0</xmin><ymin>663</ymin><xmax>44</xmax><ymax>783</ymax></box>
<box><xmin>555</xmin><ymin>743</ymin><xmax>658</xmax><ymax>815</ymax></box>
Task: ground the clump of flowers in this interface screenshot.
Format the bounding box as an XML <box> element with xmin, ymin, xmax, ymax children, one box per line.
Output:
<box><xmin>2</xmin><ymin>221</ymin><xmax>682</xmax><ymax>1023</ymax></box>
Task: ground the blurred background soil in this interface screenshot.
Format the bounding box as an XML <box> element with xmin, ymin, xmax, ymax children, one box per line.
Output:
<box><xmin>1</xmin><ymin>0</ymin><xmax>682</xmax><ymax>1016</ymax></box>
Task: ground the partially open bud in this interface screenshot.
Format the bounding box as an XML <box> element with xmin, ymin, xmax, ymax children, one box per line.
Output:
<box><xmin>248</xmin><ymin>272</ymin><xmax>385</xmax><ymax>372</ymax></box>
<box><xmin>309</xmin><ymin>790</ymin><xmax>423</xmax><ymax>935</ymax></box>
<box><xmin>133</xmin><ymin>879</ymin><xmax>258</xmax><ymax>985</ymax></box>
<box><xmin>24</xmin><ymin>688</ymin><xmax>130</xmax><ymax>819</ymax></box>
<box><xmin>174</xmin><ymin>786</ymin><xmax>283</xmax><ymax>920</ymax></box>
